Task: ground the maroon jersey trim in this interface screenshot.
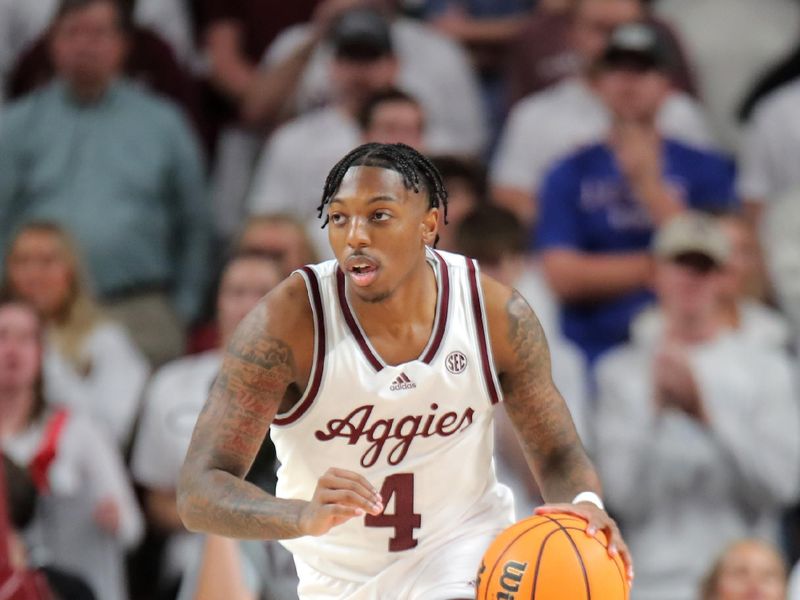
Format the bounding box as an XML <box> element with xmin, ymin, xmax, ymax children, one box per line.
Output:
<box><xmin>420</xmin><ymin>250</ymin><xmax>450</xmax><ymax>364</ymax></box>
<box><xmin>274</xmin><ymin>267</ymin><xmax>326</xmax><ymax>426</ymax></box>
<box><xmin>467</xmin><ymin>258</ymin><xmax>500</xmax><ymax>405</ymax></box>
<box><xmin>335</xmin><ymin>252</ymin><xmax>450</xmax><ymax>371</ymax></box>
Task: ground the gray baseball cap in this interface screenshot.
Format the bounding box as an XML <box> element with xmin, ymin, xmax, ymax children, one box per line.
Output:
<box><xmin>653</xmin><ymin>211</ymin><xmax>731</xmax><ymax>267</ymax></box>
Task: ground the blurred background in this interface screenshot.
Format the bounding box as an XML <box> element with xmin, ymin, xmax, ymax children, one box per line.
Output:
<box><xmin>2</xmin><ymin>0</ymin><xmax>800</xmax><ymax>599</ymax></box>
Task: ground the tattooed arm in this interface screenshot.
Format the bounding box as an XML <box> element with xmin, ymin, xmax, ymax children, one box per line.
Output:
<box><xmin>177</xmin><ymin>276</ymin><xmax>382</xmax><ymax>540</ymax></box>
<box><xmin>484</xmin><ymin>275</ymin><xmax>633</xmax><ymax>579</ymax></box>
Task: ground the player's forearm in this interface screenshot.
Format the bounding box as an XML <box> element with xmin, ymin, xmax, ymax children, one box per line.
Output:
<box><xmin>177</xmin><ymin>468</ymin><xmax>307</xmax><ymax>540</ymax></box>
<box><xmin>535</xmin><ymin>442</ymin><xmax>603</xmax><ymax>504</ymax></box>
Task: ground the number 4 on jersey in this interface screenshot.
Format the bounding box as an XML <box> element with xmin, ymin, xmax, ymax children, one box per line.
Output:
<box><xmin>364</xmin><ymin>473</ymin><xmax>421</xmax><ymax>551</ymax></box>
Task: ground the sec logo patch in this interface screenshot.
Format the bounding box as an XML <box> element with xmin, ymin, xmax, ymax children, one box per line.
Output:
<box><xmin>445</xmin><ymin>351</ymin><xmax>467</xmax><ymax>374</ymax></box>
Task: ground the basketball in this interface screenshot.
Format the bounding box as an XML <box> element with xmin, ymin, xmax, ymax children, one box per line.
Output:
<box><xmin>475</xmin><ymin>513</ymin><xmax>629</xmax><ymax>600</ymax></box>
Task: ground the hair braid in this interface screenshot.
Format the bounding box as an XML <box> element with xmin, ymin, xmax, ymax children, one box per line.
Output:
<box><xmin>318</xmin><ymin>143</ymin><xmax>449</xmax><ymax>230</ymax></box>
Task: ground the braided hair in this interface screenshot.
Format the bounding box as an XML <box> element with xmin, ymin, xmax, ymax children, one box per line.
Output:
<box><xmin>318</xmin><ymin>143</ymin><xmax>449</xmax><ymax>229</ymax></box>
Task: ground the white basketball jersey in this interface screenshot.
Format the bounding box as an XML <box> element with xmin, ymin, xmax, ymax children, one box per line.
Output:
<box><xmin>271</xmin><ymin>249</ymin><xmax>514</xmax><ymax>583</ymax></box>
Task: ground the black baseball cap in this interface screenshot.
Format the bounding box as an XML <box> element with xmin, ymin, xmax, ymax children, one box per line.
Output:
<box><xmin>599</xmin><ymin>22</ymin><xmax>672</xmax><ymax>72</ymax></box>
<box><xmin>329</xmin><ymin>9</ymin><xmax>394</xmax><ymax>61</ymax></box>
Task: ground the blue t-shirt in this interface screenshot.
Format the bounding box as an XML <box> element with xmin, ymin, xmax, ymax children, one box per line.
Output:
<box><xmin>536</xmin><ymin>139</ymin><xmax>737</xmax><ymax>363</ymax></box>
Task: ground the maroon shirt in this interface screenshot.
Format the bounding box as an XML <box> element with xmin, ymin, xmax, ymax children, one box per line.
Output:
<box><xmin>199</xmin><ymin>0</ymin><xmax>320</xmax><ymax>62</ymax></box>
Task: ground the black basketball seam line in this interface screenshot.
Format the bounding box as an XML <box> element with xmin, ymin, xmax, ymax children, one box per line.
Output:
<box><xmin>559</xmin><ymin>527</ymin><xmax>627</xmax><ymax>591</ymax></box>
<box><xmin>542</xmin><ymin>516</ymin><xmax>591</xmax><ymax>600</ymax></box>
<box><xmin>530</xmin><ymin>528</ymin><xmax>564</xmax><ymax>600</ymax></box>
<box><xmin>482</xmin><ymin>520</ymin><xmax>559</xmax><ymax>600</ymax></box>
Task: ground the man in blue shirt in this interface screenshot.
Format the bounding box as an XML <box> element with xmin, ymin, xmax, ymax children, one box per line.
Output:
<box><xmin>0</xmin><ymin>0</ymin><xmax>211</xmax><ymax>366</ymax></box>
<box><xmin>537</xmin><ymin>22</ymin><xmax>736</xmax><ymax>364</ymax></box>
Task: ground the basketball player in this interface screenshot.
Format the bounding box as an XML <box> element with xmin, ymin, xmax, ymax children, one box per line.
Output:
<box><xmin>177</xmin><ymin>143</ymin><xmax>632</xmax><ymax>599</ymax></box>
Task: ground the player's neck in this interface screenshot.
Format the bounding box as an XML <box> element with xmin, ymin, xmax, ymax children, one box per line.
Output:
<box><xmin>348</xmin><ymin>259</ymin><xmax>437</xmax><ymax>333</ymax></box>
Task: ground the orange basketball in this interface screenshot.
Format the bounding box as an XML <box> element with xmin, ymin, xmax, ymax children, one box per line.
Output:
<box><xmin>475</xmin><ymin>513</ymin><xmax>629</xmax><ymax>600</ymax></box>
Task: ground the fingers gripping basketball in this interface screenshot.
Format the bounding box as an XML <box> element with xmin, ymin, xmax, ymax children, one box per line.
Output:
<box><xmin>476</xmin><ymin>514</ymin><xmax>629</xmax><ymax>600</ymax></box>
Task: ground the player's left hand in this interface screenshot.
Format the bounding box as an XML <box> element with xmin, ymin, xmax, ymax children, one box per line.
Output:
<box><xmin>535</xmin><ymin>502</ymin><xmax>634</xmax><ymax>585</ymax></box>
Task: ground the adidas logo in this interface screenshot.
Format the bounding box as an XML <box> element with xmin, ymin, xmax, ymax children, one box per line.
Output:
<box><xmin>389</xmin><ymin>372</ymin><xmax>417</xmax><ymax>391</ymax></box>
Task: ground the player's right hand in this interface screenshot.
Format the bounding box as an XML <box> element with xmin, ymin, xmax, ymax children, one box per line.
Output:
<box><xmin>298</xmin><ymin>468</ymin><xmax>384</xmax><ymax>537</ymax></box>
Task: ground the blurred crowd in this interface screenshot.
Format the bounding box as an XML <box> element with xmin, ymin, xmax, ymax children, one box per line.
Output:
<box><xmin>2</xmin><ymin>0</ymin><xmax>800</xmax><ymax>599</ymax></box>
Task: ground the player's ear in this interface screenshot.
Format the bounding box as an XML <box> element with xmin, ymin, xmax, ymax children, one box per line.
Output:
<box><xmin>421</xmin><ymin>207</ymin><xmax>438</xmax><ymax>247</ymax></box>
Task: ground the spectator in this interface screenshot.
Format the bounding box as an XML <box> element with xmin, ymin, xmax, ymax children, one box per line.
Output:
<box><xmin>429</xmin><ymin>155</ymin><xmax>486</xmax><ymax>252</ymax></box>
<box><xmin>0</xmin><ymin>453</ymin><xmax>57</xmax><ymax>600</ymax></box>
<box><xmin>246</xmin><ymin>0</ymin><xmax>486</xmax><ymax>155</ymax></box>
<box><xmin>0</xmin><ymin>0</ymin><xmax>212</xmax><ymax>367</ymax></box>
<box><xmin>0</xmin><ymin>295</ymin><xmax>144</xmax><ymax>600</ymax></box>
<box><xmin>703</xmin><ymin>539</ymin><xmax>787</xmax><ymax>600</ymax></box>
<box><xmin>6</xmin><ymin>13</ymin><xmax>206</xmax><ymax>147</ymax></box>
<box><xmin>237</xmin><ymin>215</ymin><xmax>319</xmax><ymax>277</ymax></box>
<box><xmin>595</xmin><ymin>212</ymin><xmax>800</xmax><ymax>600</ymax></box>
<box><xmin>131</xmin><ymin>252</ymin><xmax>291</xmax><ymax>598</ymax></box>
<box><xmin>4</xmin><ymin>222</ymin><xmax>150</xmax><ymax>447</ymax></box>
<box><xmin>654</xmin><ymin>0</ymin><xmax>800</xmax><ymax>151</ymax></box>
<box><xmin>0</xmin><ymin>0</ymin><xmax>202</xmax><ymax>109</ymax></box>
<box><xmin>358</xmin><ymin>87</ymin><xmax>425</xmax><ymax>149</ymax></box>
<box><xmin>506</xmin><ymin>0</ymin><xmax>695</xmax><ymax>106</ymax></box>
<box><xmin>2</xmin><ymin>453</ymin><xmax>97</xmax><ymax>599</ymax></box>
<box><xmin>632</xmin><ymin>212</ymin><xmax>791</xmax><ymax>350</ymax></box>
<box><xmin>536</xmin><ymin>23</ymin><xmax>736</xmax><ymax>363</ymax></box>
<box><xmin>492</xmin><ymin>4</ymin><xmax>714</xmax><ymax>225</ymax></box>
<box><xmin>247</xmin><ymin>11</ymin><xmax>417</xmax><ymax>259</ymax></box>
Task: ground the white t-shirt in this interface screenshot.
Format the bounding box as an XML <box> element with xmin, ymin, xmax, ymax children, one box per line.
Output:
<box><xmin>131</xmin><ymin>349</ymin><xmax>220</xmax><ymax>577</ymax></box>
<box><xmin>738</xmin><ymin>80</ymin><xmax>800</xmax><ymax>202</ymax></box>
<box><xmin>595</xmin><ymin>332</ymin><xmax>800</xmax><ymax>600</ymax></box>
<box><xmin>631</xmin><ymin>303</ymin><xmax>792</xmax><ymax>351</ymax></box>
<box><xmin>3</xmin><ymin>412</ymin><xmax>143</xmax><ymax>600</ymax></box>
<box><xmin>44</xmin><ymin>321</ymin><xmax>150</xmax><ymax>446</ymax></box>
<box><xmin>264</xmin><ymin>18</ymin><xmax>486</xmax><ymax>155</ymax></box>
<box><xmin>247</xmin><ymin>106</ymin><xmax>358</xmax><ymax>260</ymax></box>
<box><xmin>655</xmin><ymin>0</ymin><xmax>800</xmax><ymax>151</ymax></box>
<box><xmin>491</xmin><ymin>77</ymin><xmax>716</xmax><ymax>197</ymax></box>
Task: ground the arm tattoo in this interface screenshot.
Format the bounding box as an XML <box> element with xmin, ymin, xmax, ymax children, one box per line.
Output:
<box><xmin>178</xmin><ymin>304</ymin><xmax>307</xmax><ymax>539</ymax></box>
<box><xmin>501</xmin><ymin>291</ymin><xmax>601</xmax><ymax>502</ymax></box>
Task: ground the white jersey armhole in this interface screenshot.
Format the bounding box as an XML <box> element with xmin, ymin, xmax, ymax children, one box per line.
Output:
<box><xmin>272</xmin><ymin>267</ymin><xmax>327</xmax><ymax>427</ymax></box>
